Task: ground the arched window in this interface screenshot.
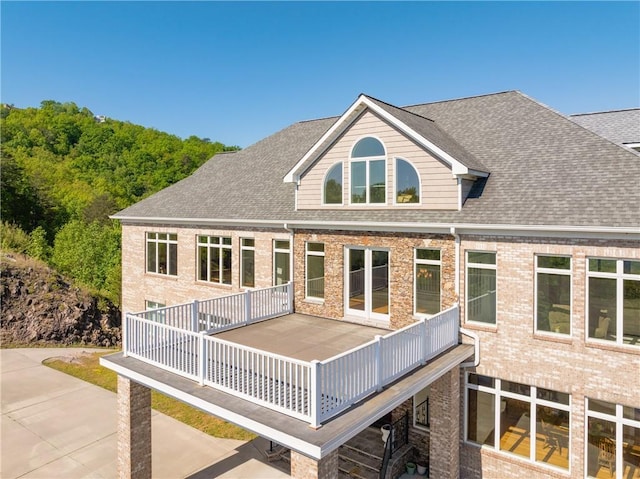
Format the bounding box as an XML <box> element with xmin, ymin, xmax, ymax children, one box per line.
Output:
<box><xmin>350</xmin><ymin>137</ymin><xmax>386</xmax><ymax>204</ymax></box>
<box><xmin>323</xmin><ymin>162</ymin><xmax>343</xmax><ymax>204</ymax></box>
<box><xmin>395</xmin><ymin>158</ymin><xmax>420</xmax><ymax>204</ymax></box>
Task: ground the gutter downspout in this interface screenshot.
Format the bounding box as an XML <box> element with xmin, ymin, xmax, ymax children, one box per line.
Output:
<box><xmin>450</xmin><ymin>226</ymin><xmax>480</xmax><ymax>368</ymax></box>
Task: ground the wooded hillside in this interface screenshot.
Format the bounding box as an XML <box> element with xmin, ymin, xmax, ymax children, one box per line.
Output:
<box><xmin>1</xmin><ymin>101</ymin><xmax>238</xmax><ymax>307</ymax></box>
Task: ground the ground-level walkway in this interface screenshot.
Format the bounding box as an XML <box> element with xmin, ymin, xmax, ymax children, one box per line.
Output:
<box><xmin>0</xmin><ymin>348</ymin><xmax>289</xmax><ymax>479</ymax></box>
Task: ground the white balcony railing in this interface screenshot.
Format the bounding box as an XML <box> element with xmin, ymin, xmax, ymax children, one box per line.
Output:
<box><xmin>123</xmin><ymin>283</ymin><xmax>460</xmax><ymax>428</ymax></box>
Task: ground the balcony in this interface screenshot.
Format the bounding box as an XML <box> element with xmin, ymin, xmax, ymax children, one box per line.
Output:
<box><xmin>109</xmin><ymin>284</ymin><xmax>464</xmax><ymax>429</ymax></box>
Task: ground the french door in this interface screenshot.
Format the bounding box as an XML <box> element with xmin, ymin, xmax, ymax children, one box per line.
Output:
<box><xmin>345</xmin><ymin>247</ymin><xmax>389</xmax><ymax>321</ymax></box>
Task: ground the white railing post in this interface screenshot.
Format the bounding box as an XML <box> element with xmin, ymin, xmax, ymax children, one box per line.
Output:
<box><xmin>199</xmin><ymin>332</ymin><xmax>206</xmax><ymax>386</ymax></box>
<box><xmin>310</xmin><ymin>359</ymin><xmax>321</xmax><ymax>428</ymax></box>
<box><xmin>375</xmin><ymin>335</ymin><xmax>384</xmax><ymax>392</ymax></box>
<box><xmin>192</xmin><ymin>300</ymin><xmax>199</xmax><ymax>332</ymax></box>
<box><xmin>245</xmin><ymin>290</ymin><xmax>252</xmax><ymax>324</ymax></box>
<box><xmin>287</xmin><ymin>282</ymin><xmax>293</xmax><ymax>313</ymax></box>
<box><xmin>122</xmin><ymin>313</ymin><xmax>129</xmax><ymax>357</ymax></box>
<box><xmin>421</xmin><ymin>317</ymin><xmax>428</xmax><ymax>364</ymax></box>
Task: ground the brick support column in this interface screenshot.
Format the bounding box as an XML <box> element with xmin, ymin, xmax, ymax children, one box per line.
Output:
<box><xmin>429</xmin><ymin>367</ymin><xmax>460</xmax><ymax>479</ymax></box>
<box><xmin>117</xmin><ymin>375</ymin><xmax>152</xmax><ymax>479</ymax></box>
<box><xmin>290</xmin><ymin>450</ymin><xmax>339</xmax><ymax>479</ymax></box>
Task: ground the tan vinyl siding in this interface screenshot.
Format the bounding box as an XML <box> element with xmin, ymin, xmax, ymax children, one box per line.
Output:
<box><xmin>298</xmin><ymin>109</ymin><xmax>458</xmax><ymax>210</ymax></box>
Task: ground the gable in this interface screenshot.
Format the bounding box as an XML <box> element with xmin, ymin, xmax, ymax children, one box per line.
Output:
<box><xmin>296</xmin><ymin>109</ymin><xmax>461</xmax><ymax>210</ymax></box>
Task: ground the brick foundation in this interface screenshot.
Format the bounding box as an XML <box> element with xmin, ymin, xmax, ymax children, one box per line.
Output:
<box><xmin>117</xmin><ymin>375</ymin><xmax>152</xmax><ymax>479</ymax></box>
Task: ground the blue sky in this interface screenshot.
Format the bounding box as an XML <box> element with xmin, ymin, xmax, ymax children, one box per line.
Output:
<box><xmin>2</xmin><ymin>1</ymin><xmax>639</xmax><ymax>148</ymax></box>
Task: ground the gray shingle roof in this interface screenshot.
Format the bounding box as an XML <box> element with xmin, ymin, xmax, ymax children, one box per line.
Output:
<box><xmin>114</xmin><ymin>91</ymin><xmax>640</xmax><ymax>229</ymax></box>
<box><xmin>569</xmin><ymin>109</ymin><xmax>640</xmax><ymax>146</ymax></box>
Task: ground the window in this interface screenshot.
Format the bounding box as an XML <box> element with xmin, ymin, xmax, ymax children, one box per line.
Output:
<box><xmin>415</xmin><ymin>249</ymin><xmax>441</xmax><ymax>315</ymax></box>
<box><xmin>306</xmin><ymin>242</ymin><xmax>325</xmax><ymax>299</ymax></box>
<box><xmin>465</xmin><ymin>374</ymin><xmax>570</xmax><ymax>470</ymax></box>
<box><xmin>350</xmin><ymin>137</ymin><xmax>386</xmax><ymax>204</ymax></box>
<box><xmin>586</xmin><ymin>398</ymin><xmax>640</xmax><ymax>478</ymax></box>
<box><xmin>146</xmin><ymin>232</ymin><xmax>177</xmax><ymax>276</ymax></box>
<box><xmin>396</xmin><ymin>158</ymin><xmax>420</xmax><ymax>204</ymax></box>
<box><xmin>240</xmin><ymin>238</ymin><xmax>255</xmax><ymax>288</ymax></box>
<box><xmin>145</xmin><ymin>300</ymin><xmax>166</xmax><ymax>323</ymax></box>
<box><xmin>535</xmin><ymin>255</ymin><xmax>571</xmax><ymax>335</ymax></box>
<box><xmin>414</xmin><ymin>386</ymin><xmax>430</xmax><ymax>430</ymax></box>
<box><xmin>197</xmin><ymin>236</ymin><xmax>232</xmax><ymax>285</ymax></box>
<box><xmin>273</xmin><ymin>240</ymin><xmax>290</xmax><ymax>285</ymax></box>
<box><xmin>587</xmin><ymin>258</ymin><xmax>640</xmax><ymax>347</ymax></box>
<box><xmin>323</xmin><ymin>163</ymin><xmax>343</xmax><ymax>204</ymax></box>
<box><xmin>466</xmin><ymin>251</ymin><xmax>497</xmax><ymax>324</ymax></box>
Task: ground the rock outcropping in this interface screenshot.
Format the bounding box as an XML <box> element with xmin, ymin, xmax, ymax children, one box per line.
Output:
<box><xmin>1</xmin><ymin>254</ymin><xmax>121</xmax><ymax>346</ymax></box>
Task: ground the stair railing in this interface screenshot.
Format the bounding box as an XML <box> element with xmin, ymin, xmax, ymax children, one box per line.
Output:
<box><xmin>379</xmin><ymin>411</ymin><xmax>409</xmax><ymax>479</ymax></box>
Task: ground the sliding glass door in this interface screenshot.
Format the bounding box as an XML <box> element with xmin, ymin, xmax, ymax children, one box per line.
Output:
<box><xmin>346</xmin><ymin>247</ymin><xmax>389</xmax><ymax>320</ymax></box>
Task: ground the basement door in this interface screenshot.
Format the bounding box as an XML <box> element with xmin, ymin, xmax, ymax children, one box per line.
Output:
<box><xmin>345</xmin><ymin>247</ymin><xmax>389</xmax><ymax>321</ymax></box>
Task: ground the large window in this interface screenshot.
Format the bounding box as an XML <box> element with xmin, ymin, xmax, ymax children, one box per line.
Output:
<box><xmin>396</xmin><ymin>158</ymin><xmax>420</xmax><ymax>204</ymax></box>
<box><xmin>465</xmin><ymin>374</ymin><xmax>570</xmax><ymax>471</ymax></box>
<box><xmin>586</xmin><ymin>398</ymin><xmax>640</xmax><ymax>478</ymax></box>
<box><xmin>306</xmin><ymin>242</ymin><xmax>325</xmax><ymax>300</ymax></box>
<box><xmin>415</xmin><ymin>249</ymin><xmax>441</xmax><ymax>315</ymax></box>
<box><xmin>323</xmin><ymin>163</ymin><xmax>343</xmax><ymax>204</ymax></box>
<box><xmin>466</xmin><ymin>251</ymin><xmax>497</xmax><ymax>324</ymax></box>
<box><xmin>535</xmin><ymin>255</ymin><xmax>571</xmax><ymax>335</ymax></box>
<box><xmin>146</xmin><ymin>232</ymin><xmax>177</xmax><ymax>276</ymax></box>
<box><xmin>197</xmin><ymin>236</ymin><xmax>232</xmax><ymax>285</ymax></box>
<box><xmin>273</xmin><ymin>240</ymin><xmax>290</xmax><ymax>285</ymax></box>
<box><xmin>240</xmin><ymin>238</ymin><xmax>255</xmax><ymax>288</ymax></box>
<box><xmin>350</xmin><ymin>137</ymin><xmax>386</xmax><ymax>204</ymax></box>
<box><xmin>587</xmin><ymin>258</ymin><xmax>640</xmax><ymax>347</ymax></box>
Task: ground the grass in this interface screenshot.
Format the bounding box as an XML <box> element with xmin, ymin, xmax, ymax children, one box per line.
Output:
<box><xmin>43</xmin><ymin>351</ymin><xmax>256</xmax><ymax>441</ymax></box>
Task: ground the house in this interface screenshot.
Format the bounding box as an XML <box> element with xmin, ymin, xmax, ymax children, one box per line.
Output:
<box><xmin>101</xmin><ymin>91</ymin><xmax>640</xmax><ymax>479</ymax></box>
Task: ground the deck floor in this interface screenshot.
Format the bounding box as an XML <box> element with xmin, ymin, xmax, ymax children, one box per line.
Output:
<box><xmin>213</xmin><ymin>314</ymin><xmax>391</xmax><ymax>361</ymax></box>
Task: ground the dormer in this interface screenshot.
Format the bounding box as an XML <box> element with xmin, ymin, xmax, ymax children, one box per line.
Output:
<box><xmin>285</xmin><ymin>94</ymin><xmax>489</xmax><ymax>211</ymax></box>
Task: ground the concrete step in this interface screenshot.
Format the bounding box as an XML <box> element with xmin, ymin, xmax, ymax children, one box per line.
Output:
<box><xmin>339</xmin><ymin>443</ymin><xmax>381</xmax><ymax>479</ymax></box>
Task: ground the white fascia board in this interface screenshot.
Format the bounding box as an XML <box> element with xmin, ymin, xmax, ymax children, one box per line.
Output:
<box><xmin>283</xmin><ymin>95</ymin><xmax>368</xmax><ymax>183</ymax></box>
<box><xmin>112</xmin><ymin>216</ymin><xmax>288</xmax><ymax>229</ymax></box>
<box><xmin>100</xmin><ymin>358</ymin><xmax>323</xmax><ymax>459</ymax></box>
<box><xmin>286</xmin><ymin>220</ymin><xmax>640</xmax><ymax>240</ymax></box>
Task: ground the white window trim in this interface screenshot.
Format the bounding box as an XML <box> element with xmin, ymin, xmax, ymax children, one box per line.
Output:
<box><xmin>240</xmin><ymin>238</ymin><xmax>256</xmax><ymax>289</ymax></box>
<box><xmin>534</xmin><ymin>255</ymin><xmax>572</xmax><ymax>336</ymax></box>
<box><xmin>586</xmin><ymin>257</ymin><xmax>640</xmax><ymax>347</ymax></box>
<box><xmin>197</xmin><ymin>235</ymin><xmax>232</xmax><ymax>285</ymax></box>
<box><xmin>146</xmin><ymin>232</ymin><xmax>178</xmax><ymax>276</ymax></box>
<box><xmin>414</xmin><ymin>248</ymin><xmax>441</xmax><ymax>317</ymax></box>
<box><xmin>321</xmin><ymin>162</ymin><xmax>344</xmax><ymax>206</ymax></box>
<box><xmin>348</xmin><ymin>136</ymin><xmax>387</xmax><ymax>206</ymax></box>
<box><xmin>465</xmin><ymin>251</ymin><xmax>497</xmax><ymax>325</ymax></box>
<box><xmin>393</xmin><ymin>157</ymin><xmax>422</xmax><ymax>206</ymax></box>
<box><xmin>305</xmin><ymin>242</ymin><xmax>325</xmax><ymax>302</ymax></box>
<box><xmin>273</xmin><ymin>239</ymin><xmax>291</xmax><ymax>286</ymax></box>
<box><xmin>413</xmin><ymin>387</ymin><xmax>430</xmax><ymax>431</ymax></box>
<box><xmin>584</xmin><ymin>398</ymin><xmax>640</xmax><ymax>479</ymax></box>
<box><xmin>464</xmin><ymin>373</ymin><xmax>572</xmax><ymax>473</ymax></box>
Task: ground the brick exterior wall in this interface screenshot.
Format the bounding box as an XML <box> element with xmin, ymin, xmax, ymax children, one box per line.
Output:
<box><xmin>430</xmin><ymin>368</ymin><xmax>460</xmax><ymax>479</ymax></box>
<box><xmin>458</xmin><ymin>236</ymin><xmax>640</xmax><ymax>478</ymax></box>
<box><xmin>291</xmin><ymin>450</ymin><xmax>339</xmax><ymax>479</ymax></box>
<box><xmin>121</xmin><ymin>224</ymin><xmax>291</xmax><ymax>314</ymax></box>
<box><xmin>293</xmin><ymin>230</ymin><xmax>456</xmax><ymax>330</ymax></box>
<box><xmin>117</xmin><ymin>375</ymin><xmax>151</xmax><ymax>479</ymax></box>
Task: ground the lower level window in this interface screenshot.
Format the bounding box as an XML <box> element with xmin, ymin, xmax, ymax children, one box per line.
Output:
<box><xmin>465</xmin><ymin>374</ymin><xmax>570</xmax><ymax>470</ymax></box>
<box><xmin>414</xmin><ymin>386</ymin><xmax>430</xmax><ymax>429</ymax></box>
<box><xmin>145</xmin><ymin>300</ymin><xmax>166</xmax><ymax>323</ymax></box>
<box><xmin>586</xmin><ymin>398</ymin><xmax>640</xmax><ymax>478</ymax></box>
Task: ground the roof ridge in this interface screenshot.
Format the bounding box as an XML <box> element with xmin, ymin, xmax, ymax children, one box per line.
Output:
<box><xmin>361</xmin><ymin>94</ymin><xmax>436</xmax><ymax>123</ymax></box>
<box><xmin>569</xmin><ymin>108</ymin><xmax>640</xmax><ymax>117</ymax></box>
<box><xmin>402</xmin><ymin>90</ymin><xmax>518</xmax><ymax>109</ymax></box>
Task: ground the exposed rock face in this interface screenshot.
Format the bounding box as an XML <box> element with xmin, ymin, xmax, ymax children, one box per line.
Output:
<box><xmin>1</xmin><ymin>254</ymin><xmax>121</xmax><ymax>346</ymax></box>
